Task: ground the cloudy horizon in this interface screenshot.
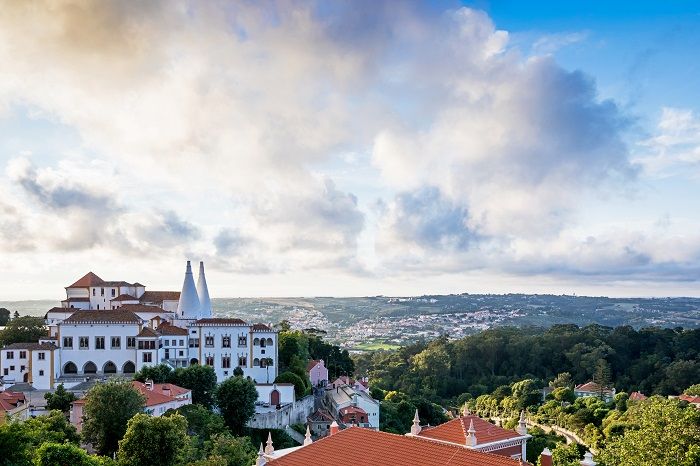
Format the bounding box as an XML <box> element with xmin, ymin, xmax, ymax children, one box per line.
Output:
<box><xmin>1</xmin><ymin>1</ymin><xmax>700</xmax><ymax>300</ymax></box>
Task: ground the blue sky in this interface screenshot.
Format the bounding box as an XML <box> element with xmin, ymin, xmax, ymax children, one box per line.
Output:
<box><xmin>0</xmin><ymin>1</ymin><xmax>699</xmax><ymax>299</ymax></box>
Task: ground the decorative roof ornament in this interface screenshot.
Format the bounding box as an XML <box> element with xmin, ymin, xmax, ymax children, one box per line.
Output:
<box><xmin>176</xmin><ymin>261</ymin><xmax>200</xmax><ymax>320</ymax></box>
<box><xmin>467</xmin><ymin>419</ymin><xmax>477</xmax><ymax>447</ymax></box>
<box><xmin>256</xmin><ymin>443</ymin><xmax>266</xmax><ymax>466</ymax></box>
<box><xmin>304</xmin><ymin>425</ymin><xmax>313</xmax><ymax>445</ymax></box>
<box><xmin>462</xmin><ymin>405</ymin><xmax>471</xmax><ymax>416</ymax></box>
<box><xmin>196</xmin><ymin>261</ymin><xmax>212</xmax><ymax>318</ymax></box>
<box><xmin>264</xmin><ymin>432</ymin><xmax>274</xmax><ymax>455</ymax></box>
<box><xmin>410</xmin><ymin>409</ymin><xmax>422</xmax><ymax>435</ymax></box>
<box><xmin>517</xmin><ymin>410</ymin><xmax>528</xmax><ymax>435</ymax></box>
<box><xmin>580</xmin><ymin>451</ymin><xmax>597</xmax><ymax>466</ymax></box>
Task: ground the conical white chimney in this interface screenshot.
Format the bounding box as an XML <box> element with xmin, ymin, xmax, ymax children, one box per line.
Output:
<box><xmin>196</xmin><ymin>261</ymin><xmax>212</xmax><ymax>318</ymax></box>
<box><xmin>177</xmin><ymin>260</ymin><xmax>201</xmax><ymax>320</ymax></box>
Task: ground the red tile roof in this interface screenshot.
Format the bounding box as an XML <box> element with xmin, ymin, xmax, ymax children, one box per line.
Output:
<box><xmin>340</xmin><ymin>406</ymin><xmax>367</xmax><ymax>416</ymax></box>
<box><xmin>139</xmin><ymin>291</ymin><xmax>180</xmax><ymax>303</ymax></box>
<box><xmin>61</xmin><ymin>297</ymin><xmax>90</xmax><ymax>302</ymax></box>
<box><xmin>195</xmin><ymin>318</ymin><xmax>247</xmax><ymax>325</ymax></box>
<box><xmin>119</xmin><ymin>304</ymin><xmax>168</xmax><ymax>313</ymax></box>
<box><xmin>252</xmin><ymin>323</ymin><xmax>272</xmax><ymax>331</ymax></box>
<box><xmin>111</xmin><ymin>294</ymin><xmax>138</xmax><ymax>301</ymax></box>
<box><xmin>137</xmin><ymin>327</ymin><xmax>159</xmax><ymax>338</ymax></box>
<box><xmin>629</xmin><ymin>391</ymin><xmax>647</xmax><ymax>401</ymax></box>
<box><xmin>157</xmin><ymin>323</ymin><xmax>189</xmax><ymax>336</ymax></box>
<box><xmin>66</xmin><ymin>272</ymin><xmax>104</xmax><ymax>288</ymax></box>
<box><xmin>3</xmin><ymin>342</ymin><xmax>56</xmax><ymax>351</ymax></box>
<box><xmin>266</xmin><ymin>427</ymin><xmax>526</xmax><ymax>466</ymax></box>
<box><xmin>132</xmin><ymin>381</ymin><xmax>190</xmax><ymax>407</ymax></box>
<box><xmin>63</xmin><ymin>310</ymin><xmax>141</xmax><ymax>324</ymax></box>
<box><xmin>307</xmin><ymin>360</ymin><xmax>322</xmax><ymax>371</ymax></box>
<box><xmin>418</xmin><ymin>415</ymin><xmax>523</xmax><ymax>446</ymax></box>
<box><xmin>575</xmin><ymin>382</ymin><xmax>613</xmax><ymax>393</ymax></box>
<box><xmin>308</xmin><ymin>409</ymin><xmax>334</xmax><ymax>423</ymax></box>
<box><xmin>679</xmin><ymin>394</ymin><xmax>700</xmax><ymax>404</ymax></box>
<box><xmin>0</xmin><ymin>392</ymin><xmax>26</xmax><ymax>412</ymax></box>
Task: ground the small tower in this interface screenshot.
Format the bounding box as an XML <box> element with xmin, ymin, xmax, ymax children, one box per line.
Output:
<box><xmin>540</xmin><ymin>447</ymin><xmax>553</xmax><ymax>466</ymax></box>
<box><xmin>517</xmin><ymin>410</ymin><xmax>528</xmax><ymax>435</ymax></box>
<box><xmin>466</xmin><ymin>419</ymin><xmax>477</xmax><ymax>447</ymax></box>
<box><xmin>304</xmin><ymin>425</ymin><xmax>313</xmax><ymax>446</ymax></box>
<box><xmin>196</xmin><ymin>261</ymin><xmax>212</xmax><ymax>318</ymax></box>
<box><xmin>410</xmin><ymin>409</ymin><xmax>422</xmax><ymax>435</ymax></box>
<box><xmin>177</xmin><ymin>261</ymin><xmax>201</xmax><ymax>320</ymax></box>
<box><xmin>264</xmin><ymin>432</ymin><xmax>274</xmax><ymax>455</ymax></box>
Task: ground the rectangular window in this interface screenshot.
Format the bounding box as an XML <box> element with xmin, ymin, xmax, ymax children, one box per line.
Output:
<box><xmin>6</xmin><ymin>351</ymin><xmax>13</xmax><ymax>359</ymax></box>
<box><xmin>238</xmin><ymin>356</ymin><xmax>247</xmax><ymax>366</ymax></box>
<box><xmin>238</xmin><ymin>336</ymin><xmax>247</xmax><ymax>347</ymax></box>
<box><xmin>205</xmin><ymin>336</ymin><xmax>214</xmax><ymax>347</ymax></box>
<box><xmin>138</xmin><ymin>341</ymin><xmax>144</xmax><ymax>350</ymax></box>
<box><xmin>189</xmin><ymin>338</ymin><xmax>200</xmax><ymax>348</ymax></box>
<box><xmin>79</xmin><ymin>337</ymin><xmax>89</xmax><ymax>349</ymax></box>
<box><xmin>222</xmin><ymin>356</ymin><xmax>231</xmax><ymax>368</ymax></box>
<box><xmin>111</xmin><ymin>288</ymin><xmax>116</xmax><ymax>297</ymax></box>
<box><xmin>143</xmin><ymin>352</ymin><xmax>152</xmax><ymax>363</ymax></box>
<box><xmin>222</xmin><ymin>336</ymin><xmax>231</xmax><ymax>348</ymax></box>
<box><xmin>9</xmin><ymin>366</ymin><xmax>15</xmax><ymax>371</ymax></box>
<box><xmin>127</xmin><ymin>337</ymin><xmax>136</xmax><ymax>349</ymax></box>
<box><xmin>95</xmin><ymin>337</ymin><xmax>105</xmax><ymax>350</ymax></box>
<box><xmin>19</xmin><ymin>351</ymin><xmax>26</xmax><ymax>359</ymax></box>
<box><xmin>39</xmin><ymin>370</ymin><xmax>44</xmax><ymax>376</ymax></box>
<box><xmin>179</xmin><ymin>339</ymin><xmax>184</xmax><ymax>346</ymax></box>
<box><xmin>164</xmin><ymin>349</ymin><xmax>170</xmax><ymax>359</ymax></box>
<box><xmin>205</xmin><ymin>355</ymin><xmax>214</xmax><ymax>366</ymax></box>
<box><xmin>111</xmin><ymin>336</ymin><xmax>121</xmax><ymax>349</ymax></box>
<box><xmin>63</xmin><ymin>337</ymin><xmax>73</xmax><ymax>348</ymax></box>
<box><xmin>92</xmin><ymin>288</ymin><xmax>96</xmax><ymax>296</ymax></box>
<box><xmin>164</xmin><ymin>340</ymin><xmax>169</xmax><ymax>347</ymax></box>
<box><xmin>100</xmin><ymin>288</ymin><xmax>104</xmax><ymax>296</ymax></box>
<box><xmin>179</xmin><ymin>350</ymin><xmax>184</xmax><ymax>357</ymax></box>
<box><xmin>170</xmin><ymin>339</ymin><xmax>174</xmax><ymax>346</ymax></box>
<box><xmin>150</xmin><ymin>341</ymin><xmax>156</xmax><ymax>350</ymax></box>
<box><xmin>38</xmin><ymin>352</ymin><xmax>45</xmax><ymax>360</ymax></box>
<box><xmin>3</xmin><ymin>369</ymin><xmax>7</xmax><ymax>376</ymax></box>
<box><xmin>97</xmin><ymin>305</ymin><xmax>100</xmax><ymax>310</ymax></box>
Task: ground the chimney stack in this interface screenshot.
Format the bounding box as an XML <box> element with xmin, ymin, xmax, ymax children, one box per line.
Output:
<box><xmin>145</xmin><ymin>379</ymin><xmax>154</xmax><ymax>391</ymax></box>
<box><xmin>517</xmin><ymin>410</ymin><xmax>528</xmax><ymax>435</ymax></box>
<box><xmin>539</xmin><ymin>447</ymin><xmax>552</xmax><ymax>466</ymax></box>
<box><xmin>196</xmin><ymin>261</ymin><xmax>212</xmax><ymax>318</ymax></box>
<box><xmin>330</xmin><ymin>421</ymin><xmax>339</xmax><ymax>436</ymax></box>
<box><xmin>466</xmin><ymin>419</ymin><xmax>477</xmax><ymax>447</ymax></box>
<box><xmin>177</xmin><ymin>261</ymin><xmax>201</xmax><ymax>320</ymax></box>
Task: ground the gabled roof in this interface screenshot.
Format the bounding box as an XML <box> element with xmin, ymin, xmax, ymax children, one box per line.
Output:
<box><xmin>417</xmin><ymin>415</ymin><xmax>523</xmax><ymax>446</ymax></box>
<box><xmin>111</xmin><ymin>294</ymin><xmax>138</xmax><ymax>301</ymax></box>
<box><xmin>629</xmin><ymin>391</ymin><xmax>647</xmax><ymax>401</ymax></box>
<box><xmin>102</xmin><ymin>281</ymin><xmax>135</xmax><ymax>287</ymax></box>
<box><xmin>252</xmin><ymin>323</ymin><xmax>273</xmax><ymax>332</ymax></box>
<box><xmin>575</xmin><ymin>382</ymin><xmax>613</xmax><ymax>393</ymax></box>
<box><xmin>157</xmin><ymin>323</ymin><xmax>189</xmax><ymax>336</ymax></box>
<box><xmin>139</xmin><ymin>291</ymin><xmax>180</xmax><ymax>303</ymax></box>
<box><xmin>66</xmin><ymin>272</ymin><xmax>104</xmax><ymax>288</ymax></box>
<box><xmin>265</xmin><ymin>427</ymin><xmax>526</xmax><ymax>466</ymax></box>
<box><xmin>195</xmin><ymin>318</ymin><xmax>247</xmax><ymax>325</ymax></box>
<box><xmin>307</xmin><ymin>359</ymin><xmax>322</xmax><ymax>371</ymax></box>
<box><xmin>62</xmin><ymin>310</ymin><xmax>141</xmax><ymax>324</ymax></box>
<box><xmin>308</xmin><ymin>409</ymin><xmax>334</xmax><ymax>423</ymax></box>
<box><xmin>137</xmin><ymin>327</ymin><xmax>159</xmax><ymax>338</ymax></box>
<box><xmin>339</xmin><ymin>406</ymin><xmax>367</xmax><ymax>416</ymax></box>
<box><xmin>0</xmin><ymin>391</ymin><xmax>26</xmax><ymax>412</ymax></box>
<box><xmin>119</xmin><ymin>304</ymin><xmax>169</xmax><ymax>313</ymax></box>
<box><xmin>679</xmin><ymin>394</ymin><xmax>700</xmax><ymax>404</ymax></box>
<box><xmin>131</xmin><ymin>381</ymin><xmax>190</xmax><ymax>407</ymax></box>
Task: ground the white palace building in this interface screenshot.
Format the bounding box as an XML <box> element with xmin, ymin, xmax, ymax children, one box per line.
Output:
<box><xmin>0</xmin><ymin>261</ymin><xmax>278</xmax><ymax>390</ymax></box>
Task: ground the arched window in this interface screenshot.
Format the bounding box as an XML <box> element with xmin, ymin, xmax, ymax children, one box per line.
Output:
<box><xmin>253</xmin><ymin>338</ymin><xmax>260</xmax><ymax>346</ymax></box>
<box><xmin>190</xmin><ymin>358</ymin><xmax>199</xmax><ymax>365</ymax></box>
<box><xmin>83</xmin><ymin>361</ymin><xmax>97</xmax><ymax>374</ymax></box>
<box><xmin>266</xmin><ymin>338</ymin><xmax>273</xmax><ymax>346</ymax></box>
<box><xmin>123</xmin><ymin>361</ymin><xmax>136</xmax><ymax>374</ymax></box>
<box><xmin>64</xmin><ymin>361</ymin><xmax>78</xmax><ymax>374</ymax></box>
<box><xmin>253</xmin><ymin>358</ymin><xmax>260</xmax><ymax>367</ymax></box>
<box><xmin>103</xmin><ymin>361</ymin><xmax>117</xmax><ymax>374</ymax></box>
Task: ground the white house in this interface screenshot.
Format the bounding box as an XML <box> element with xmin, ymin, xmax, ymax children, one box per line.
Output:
<box><xmin>326</xmin><ymin>384</ymin><xmax>380</xmax><ymax>429</ymax></box>
<box><xmin>1</xmin><ymin>261</ymin><xmax>279</xmax><ymax>388</ymax></box>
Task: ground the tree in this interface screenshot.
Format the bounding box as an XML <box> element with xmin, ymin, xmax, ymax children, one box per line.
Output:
<box><xmin>547</xmin><ymin>442</ymin><xmax>585</xmax><ymax>466</ymax></box>
<box><xmin>597</xmin><ymin>396</ymin><xmax>700</xmax><ymax>466</ymax></box>
<box><xmin>214</xmin><ymin>376</ymin><xmax>257</xmax><ymax>435</ymax></box>
<box><xmin>0</xmin><ymin>411</ymin><xmax>80</xmax><ymax>466</ymax></box>
<box><xmin>0</xmin><ymin>308</ymin><xmax>10</xmax><ymax>326</ymax></box>
<box><xmin>34</xmin><ymin>442</ymin><xmax>112</xmax><ymax>466</ymax></box>
<box><xmin>552</xmin><ymin>387</ymin><xmax>575</xmax><ymax>404</ymax></box>
<box><xmin>204</xmin><ymin>433</ymin><xmax>256</xmax><ymax>466</ymax></box>
<box><xmin>275</xmin><ymin>372</ymin><xmax>306</xmax><ymax>400</ymax></box>
<box><xmin>168</xmin><ymin>364</ymin><xmax>218</xmax><ymax>408</ymax></box>
<box><xmin>685</xmin><ymin>384</ymin><xmax>700</xmax><ymax>396</ymax></box>
<box><xmin>44</xmin><ymin>384</ymin><xmax>77</xmax><ymax>412</ymax></box>
<box><xmin>81</xmin><ymin>379</ymin><xmax>145</xmax><ymax>456</ymax></box>
<box><xmin>133</xmin><ymin>363</ymin><xmax>172</xmax><ymax>383</ymax></box>
<box><xmin>117</xmin><ymin>413</ymin><xmax>189</xmax><ymax>466</ymax></box>
<box><xmin>0</xmin><ymin>316</ymin><xmax>46</xmax><ymax>345</ymax></box>
<box><xmin>593</xmin><ymin>359</ymin><xmax>612</xmax><ymax>398</ymax></box>
<box><xmin>165</xmin><ymin>404</ymin><xmax>226</xmax><ymax>442</ymax></box>
<box><xmin>550</xmin><ymin>372</ymin><xmax>573</xmax><ymax>389</ymax></box>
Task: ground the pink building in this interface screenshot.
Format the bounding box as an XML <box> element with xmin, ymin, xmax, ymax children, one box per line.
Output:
<box><xmin>308</xmin><ymin>359</ymin><xmax>328</xmax><ymax>387</ymax></box>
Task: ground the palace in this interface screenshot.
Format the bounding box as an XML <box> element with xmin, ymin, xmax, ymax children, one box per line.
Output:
<box><xmin>0</xmin><ymin>261</ymin><xmax>278</xmax><ymax>390</ymax></box>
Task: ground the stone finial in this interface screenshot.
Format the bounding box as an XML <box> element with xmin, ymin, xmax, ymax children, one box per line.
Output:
<box><xmin>517</xmin><ymin>410</ymin><xmax>528</xmax><ymax>435</ymax></box>
<box><xmin>580</xmin><ymin>452</ymin><xmax>596</xmax><ymax>466</ymax></box>
<box><xmin>256</xmin><ymin>443</ymin><xmax>266</xmax><ymax>466</ymax></box>
<box><xmin>466</xmin><ymin>419</ymin><xmax>477</xmax><ymax>447</ymax></box>
<box><xmin>410</xmin><ymin>409</ymin><xmax>421</xmax><ymax>435</ymax></box>
<box><xmin>264</xmin><ymin>432</ymin><xmax>274</xmax><ymax>455</ymax></box>
<box><xmin>462</xmin><ymin>405</ymin><xmax>470</xmax><ymax>416</ymax></box>
<box><xmin>304</xmin><ymin>425</ymin><xmax>313</xmax><ymax>446</ymax></box>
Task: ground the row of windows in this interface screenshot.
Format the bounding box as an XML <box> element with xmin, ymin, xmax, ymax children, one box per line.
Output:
<box><xmin>63</xmin><ymin>336</ymin><xmax>137</xmax><ymax>349</ymax></box>
<box><xmin>92</xmin><ymin>287</ymin><xmax>117</xmax><ymax>297</ymax></box>
<box><xmin>203</xmin><ymin>355</ymin><xmax>252</xmax><ymax>368</ymax></box>
<box><xmin>202</xmin><ymin>335</ymin><xmax>249</xmax><ymax>348</ymax></box>
<box><xmin>4</xmin><ymin>351</ymin><xmax>46</xmax><ymax>360</ymax></box>
<box><xmin>2</xmin><ymin>367</ymin><xmax>45</xmax><ymax>376</ymax></box>
<box><xmin>163</xmin><ymin>339</ymin><xmax>185</xmax><ymax>347</ymax></box>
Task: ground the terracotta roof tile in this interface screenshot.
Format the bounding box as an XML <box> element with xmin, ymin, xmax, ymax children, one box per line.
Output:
<box><xmin>266</xmin><ymin>427</ymin><xmax>526</xmax><ymax>466</ymax></box>
<box><xmin>157</xmin><ymin>323</ymin><xmax>189</xmax><ymax>336</ymax></box>
<box><xmin>131</xmin><ymin>381</ymin><xmax>189</xmax><ymax>407</ymax></box>
<box><xmin>308</xmin><ymin>409</ymin><xmax>334</xmax><ymax>423</ymax></box>
<box><xmin>252</xmin><ymin>323</ymin><xmax>272</xmax><ymax>331</ymax></box>
<box><xmin>66</xmin><ymin>272</ymin><xmax>104</xmax><ymax>288</ymax></box>
<box><xmin>63</xmin><ymin>310</ymin><xmax>141</xmax><ymax>324</ymax></box>
<box><xmin>195</xmin><ymin>318</ymin><xmax>247</xmax><ymax>325</ymax></box>
<box><xmin>679</xmin><ymin>394</ymin><xmax>700</xmax><ymax>404</ymax></box>
<box><xmin>111</xmin><ymin>294</ymin><xmax>138</xmax><ymax>301</ymax></box>
<box><xmin>119</xmin><ymin>304</ymin><xmax>168</xmax><ymax>313</ymax></box>
<box><xmin>307</xmin><ymin>360</ymin><xmax>322</xmax><ymax>371</ymax></box>
<box><xmin>575</xmin><ymin>382</ymin><xmax>613</xmax><ymax>393</ymax></box>
<box><xmin>137</xmin><ymin>327</ymin><xmax>159</xmax><ymax>338</ymax></box>
<box><xmin>629</xmin><ymin>391</ymin><xmax>647</xmax><ymax>401</ymax></box>
<box><xmin>3</xmin><ymin>342</ymin><xmax>57</xmax><ymax>351</ymax></box>
<box><xmin>139</xmin><ymin>291</ymin><xmax>180</xmax><ymax>303</ymax></box>
<box><xmin>418</xmin><ymin>415</ymin><xmax>523</xmax><ymax>446</ymax></box>
<box><xmin>61</xmin><ymin>297</ymin><xmax>90</xmax><ymax>302</ymax></box>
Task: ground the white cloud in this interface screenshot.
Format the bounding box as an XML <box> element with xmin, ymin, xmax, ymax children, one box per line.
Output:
<box><xmin>636</xmin><ymin>107</ymin><xmax>700</xmax><ymax>176</ymax></box>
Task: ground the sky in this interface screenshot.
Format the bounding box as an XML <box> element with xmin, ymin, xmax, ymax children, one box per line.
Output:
<box><xmin>1</xmin><ymin>0</ymin><xmax>700</xmax><ymax>299</ymax></box>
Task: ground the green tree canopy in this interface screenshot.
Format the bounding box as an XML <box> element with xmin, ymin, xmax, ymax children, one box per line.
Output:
<box><xmin>44</xmin><ymin>384</ymin><xmax>77</xmax><ymax>412</ymax></box>
<box><xmin>275</xmin><ymin>371</ymin><xmax>306</xmax><ymax>400</ymax></box>
<box><xmin>214</xmin><ymin>376</ymin><xmax>257</xmax><ymax>435</ymax></box>
<box><xmin>0</xmin><ymin>308</ymin><xmax>10</xmax><ymax>326</ymax></box>
<box><xmin>165</xmin><ymin>404</ymin><xmax>226</xmax><ymax>443</ymax></box>
<box><xmin>116</xmin><ymin>413</ymin><xmax>189</xmax><ymax>466</ymax></box>
<box><xmin>133</xmin><ymin>363</ymin><xmax>172</xmax><ymax>383</ymax></box>
<box><xmin>203</xmin><ymin>433</ymin><xmax>256</xmax><ymax>466</ymax></box>
<box><xmin>0</xmin><ymin>411</ymin><xmax>80</xmax><ymax>466</ymax></box>
<box><xmin>597</xmin><ymin>396</ymin><xmax>700</xmax><ymax>466</ymax></box>
<box><xmin>549</xmin><ymin>372</ymin><xmax>573</xmax><ymax>389</ymax></box>
<box><xmin>34</xmin><ymin>442</ymin><xmax>112</xmax><ymax>466</ymax></box>
<box><xmin>685</xmin><ymin>384</ymin><xmax>700</xmax><ymax>396</ymax></box>
<box><xmin>81</xmin><ymin>379</ymin><xmax>145</xmax><ymax>456</ymax></box>
<box><xmin>0</xmin><ymin>316</ymin><xmax>46</xmax><ymax>345</ymax></box>
<box><xmin>169</xmin><ymin>364</ymin><xmax>218</xmax><ymax>408</ymax></box>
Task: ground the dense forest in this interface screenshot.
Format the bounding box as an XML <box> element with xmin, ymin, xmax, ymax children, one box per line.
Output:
<box><xmin>354</xmin><ymin>324</ymin><xmax>700</xmax><ymax>404</ymax></box>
